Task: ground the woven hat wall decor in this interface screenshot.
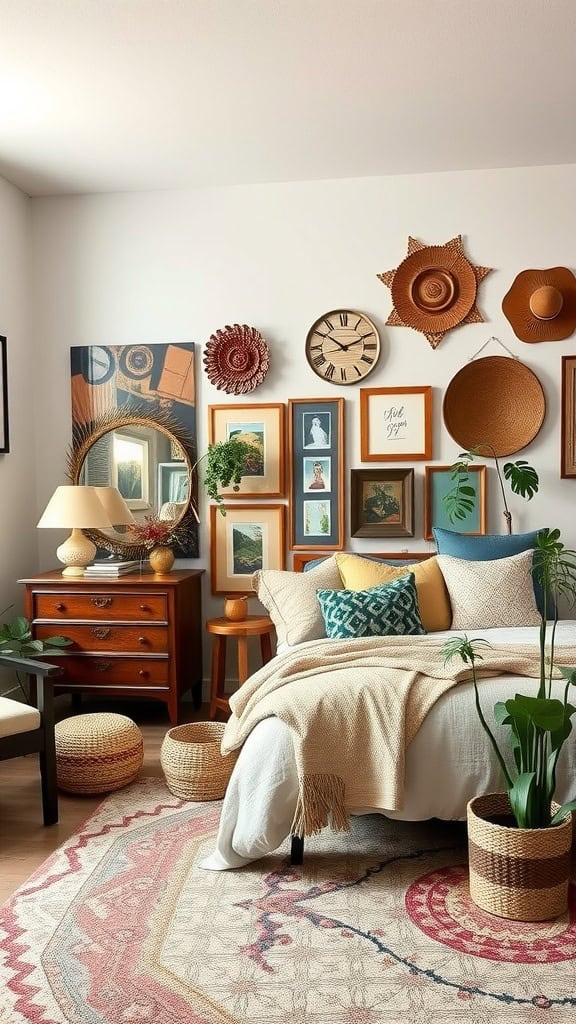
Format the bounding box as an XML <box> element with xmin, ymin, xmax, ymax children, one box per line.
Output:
<box><xmin>502</xmin><ymin>267</ymin><xmax>576</xmax><ymax>342</ymax></box>
<box><xmin>203</xmin><ymin>324</ymin><xmax>270</xmax><ymax>394</ymax></box>
<box><xmin>377</xmin><ymin>235</ymin><xmax>492</xmax><ymax>349</ymax></box>
<box><xmin>442</xmin><ymin>355</ymin><xmax>546</xmax><ymax>457</ymax></box>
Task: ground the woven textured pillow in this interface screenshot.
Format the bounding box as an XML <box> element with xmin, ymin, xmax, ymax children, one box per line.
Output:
<box><xmin>335</xmin><ymin>552</ymin><xmax>451</xmax><ymax>632</ymax></box>
<box><xmin>316</xmin><ymin>573</ymin><xmax>426</xmax><ymax>640</ymax></box>
<box><xmin>432</xmin><ymin>527</ymin><xmax>551</xmax><ymax>616</ymax></box>
<box><xmin>436</xmin><ymin>549</ymin><xmax>540</xmax><ymax>629</ymax></box>
<box><xmin>253</xmin><ymin>555</ymin><xmax>343</xmax><ymax>647</ymax></box>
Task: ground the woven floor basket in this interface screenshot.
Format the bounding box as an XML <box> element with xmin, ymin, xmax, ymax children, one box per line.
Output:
<box><xmin>55</xmin><ymin>713</ymin><xmax>144</xmax><ymax>795</ymax></box>
<box><xmin>160</xmin><ymin>722</ymin><xmax>238</xmax><ymax>800</ymax></box>
<box><xmin>467</xmin><ymin>792</ymin><xmax>572</xmax><ymax>922</ymax></box>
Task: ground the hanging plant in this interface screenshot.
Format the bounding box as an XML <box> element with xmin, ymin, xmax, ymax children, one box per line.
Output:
<box><xmin>194</xmin><ymin>437</ymin><xmax>261</xmax><ymax>516</ymax></box>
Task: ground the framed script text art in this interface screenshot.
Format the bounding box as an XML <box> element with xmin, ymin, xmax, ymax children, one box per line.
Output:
<box><xmin>350</xmin><ymin>468</ymin><xmax>414</xmax><ymax>538</ymax></box>
<box><xmin>0</xmin><ymin>337</ymin><xmax>8</xmax><ymax>453</ymax></box>
<box><xmin>561</xmin><ymin>356</ymin><xmax>576</xmax><ymax>478</ymax></box>
<box><xmin>288</xmin><ymin>398</ymin><xmax>345</xmax><ymax>550</ymax></box>
<box><xmin>424</xmin><ymin>464</ymin><xmax>486</xmax><ymax>541</ymax></box>
<box><xmin>210</xmin><ymin>504</ymin><xmax>286</xmax><ymax>595</ymax></box>
<box><xmin>360</xmin><ymin>386</ymin><xmax>432</xmax><ymax>462</ymax></box>
<box><xmin>208</xmin><ymin>403</ymin><xmax>285</xmax><ymax>497</ymax></box>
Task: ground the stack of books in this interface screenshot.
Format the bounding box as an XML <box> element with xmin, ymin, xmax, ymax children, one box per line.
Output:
<box><xmin>84</xmin><ymin>560</ymin><xmax>141</xmax><ymax>578</ymax></box>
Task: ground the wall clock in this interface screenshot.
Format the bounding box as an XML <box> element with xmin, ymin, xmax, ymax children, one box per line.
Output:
<box><xmin>305</xmin><ymin>309</ymin><xmax>380</xmax><ymax>385</ymax></box>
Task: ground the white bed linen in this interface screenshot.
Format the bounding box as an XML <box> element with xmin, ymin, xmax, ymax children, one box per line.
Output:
<box><xmin>200</xmin><ymin>623</ymin><xmax>576</xmax><ymax>870</ymax></box>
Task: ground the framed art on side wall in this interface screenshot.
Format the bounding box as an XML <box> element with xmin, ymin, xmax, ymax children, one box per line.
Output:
<box><xmin>288</xmin><ymin>398</ymin><xmax>345</xmax><ymax>550</ymax></box>
<box><xmin>208</xmin><ymin>403</ymin><xmax>284</xmax><ymax>497</ymax></box>
<box><xmin>210</xmin><ymin>504</ymin><xmax>286</xmax><ymax>594</ymax></box>
<box><xmin>360</xmin><ymin>386</ymin><xmax>432</xmax><ymax>461</ymax></box>
<box><xmin>0</xmin><ymin>337</ymin><xmax>8</xmax><ymax>453</ymax></box>
<box><xmin>350</xmin><ymin>468</ymin><xmax>414</xmax><ymax>538</ymax></box>
<box><xmin>561</xmin><ymin>356</ymin><xmax>576</xmax><ymax>478</ymax></box>
<box><xmin>424</xmin><ymin>464</ymin><xmax>486</xmax><ymax>541</ymax></box>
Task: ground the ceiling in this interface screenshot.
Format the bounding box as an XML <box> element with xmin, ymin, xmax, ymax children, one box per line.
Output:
<box><xmin>1</xmin><ymin>0</ymin><xmax>576</xmax><ymax>197</ymax></box>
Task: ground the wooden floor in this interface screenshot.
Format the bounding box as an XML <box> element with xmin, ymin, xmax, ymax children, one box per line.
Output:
<box><xmin>0</xmin><ymin>695</ymin><xmax>209</xmax><ymax>904</ymax></box>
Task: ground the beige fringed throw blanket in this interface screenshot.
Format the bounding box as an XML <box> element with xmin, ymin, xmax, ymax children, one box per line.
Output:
<box><xmin>221</xmin><ymin>635</ymin><xmax>576</xmax><ymax>836</ymax></box>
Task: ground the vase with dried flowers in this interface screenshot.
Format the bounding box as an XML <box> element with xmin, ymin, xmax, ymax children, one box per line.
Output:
<box><xmin>128</xmin><ymin>514</ymin><xmax>184</xmax><ymax>574</ymax></box>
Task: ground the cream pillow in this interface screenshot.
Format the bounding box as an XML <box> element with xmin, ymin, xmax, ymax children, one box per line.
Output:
<box><xmin>335</xmin><ymin>552</ymin><xmax>451</xmax><ymax>632</ymax></box>
<box><xmin>436</xmin><ymin>549</ymin><xmax>540</xmax><ymax>629</ymax></box>
<box><xmin>252</xmin><ymin>555</ymin><xmax>343</xmax><ymax>647</ymax></box>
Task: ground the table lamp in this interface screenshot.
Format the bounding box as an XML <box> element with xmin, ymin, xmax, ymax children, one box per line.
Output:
<box><xmin>37</xmin><ymin>485</ymin><xmax>114</xmax><ymax>576</ymax></box>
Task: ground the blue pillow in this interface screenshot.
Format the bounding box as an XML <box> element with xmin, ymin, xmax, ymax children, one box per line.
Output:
<box><xmin>316</xmin><ymin>573</ymin><xmax>426</xmax><ymax>640</ymax></box>
<box><xmin>432</xmin><ymin>527</ymin><xmax>551</xmax><ymax>617</ymax></box>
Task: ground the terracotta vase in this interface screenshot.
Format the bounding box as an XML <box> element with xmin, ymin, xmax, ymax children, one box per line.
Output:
<box><xmin>224</xmin><ymin>595</ymin><xmax>248</xmax><ymax>621</ymax></box>
<box><xmin>149</xmin><ymin>545</ymin><xmax>175</xmax><ymax>575</ymax></box>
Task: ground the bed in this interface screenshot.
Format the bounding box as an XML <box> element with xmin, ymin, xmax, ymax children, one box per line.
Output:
<box><xmin>200</xmin><ymin>548</ymin><xmax>576</xmax><ymax>872</ymax></box>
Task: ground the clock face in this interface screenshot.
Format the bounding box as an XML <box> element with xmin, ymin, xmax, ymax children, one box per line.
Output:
<box><xmin>305</xmin><ymin>310</ymin><xmax>380</xmax><ymax>385</ymax></box>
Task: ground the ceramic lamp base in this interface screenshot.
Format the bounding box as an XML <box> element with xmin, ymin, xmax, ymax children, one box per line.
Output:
<box><xmin>56</xmin><ymin>528</ymin><xmax>96</xmax><ymax>576</ymax></box>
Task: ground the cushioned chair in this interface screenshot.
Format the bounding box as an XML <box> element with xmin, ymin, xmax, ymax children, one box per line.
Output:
<box><xmin>0</xmin><ymin>654</ymin><xmax>63</xmax><ymax>825</ymax></box>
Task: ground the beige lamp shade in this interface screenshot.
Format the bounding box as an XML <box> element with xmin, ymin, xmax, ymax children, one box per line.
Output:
<box><xmin>37</xmin><ymin>485</ymin><xmax>114</xmax><ymax>576</ymax></box>
<box><xmin>95</xmin><ymin>486</ymin><xmax>134</xmax><ymax>526</ymax></box>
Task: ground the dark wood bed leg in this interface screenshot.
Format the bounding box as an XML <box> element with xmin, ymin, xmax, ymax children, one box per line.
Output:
<box><xmin>290</xmin><ymin>834</ymin><xmax>304</xmax><ymax>865</ymax></box>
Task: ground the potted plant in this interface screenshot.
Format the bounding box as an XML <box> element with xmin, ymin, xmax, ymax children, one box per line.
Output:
<box><xmin>0</xmin><ymin>608</ymin><xmax>71</xmax><ymax>701</ymax></box>
<box><xmin>443</xmin><ymin>444</ymin><xmax>539</xmax><ymax>534</ymax></box>
<box><xmin>443</xmin><ymin>528</ymin><xmax>576</xmax><ymax>921</ymax></box>
<box><xmin>193</xmin><ymin>437</ymin><xmax>261</xmax><ymax>518</ymax></box>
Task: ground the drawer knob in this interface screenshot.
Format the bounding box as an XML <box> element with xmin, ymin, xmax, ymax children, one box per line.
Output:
<box><xmin>55</xmin><ymin>602</ymin><xmax>65</xmax><ymax>612</ymax></box>
<box><xmin>140</xmin><ymin>604</ymin><xmax>149</xmax><ymax>612</ymax></box>
<box><xmin>138</xmin><ymin>669</ymin><xmax>149</xmax><ymax>678</ymax></box>
<box><xmin>138</xmin><ymin>636</ymin><xmax>147</xmax><ymax>645</ymax></box>
<box><xmin>91</xmin><ymin>597</ymin><xmax>113</xmax><ymax>609</ymax></box>
<box><xmin>94</xmin><ymin>660</ymin><xmax>112</xmax><ymax>672</ymax></box>
<box><xmin>92</xmin><ymin>627</ymin><xmax>111</xmax><ymax>640</ymax></box>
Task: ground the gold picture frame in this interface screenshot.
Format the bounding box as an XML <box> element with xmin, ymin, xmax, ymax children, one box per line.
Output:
<box><xmin>210</xmin><ymin>504</ymin><xmax>286</xmax><ymax>595</ymax></box>
<box><xmin>208</xmin><ymin>403</ymin><xmax>285</xmax><ymax>497</ymax></box>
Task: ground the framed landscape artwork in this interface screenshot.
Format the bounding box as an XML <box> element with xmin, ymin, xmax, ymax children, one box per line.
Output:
<box><xmin>210</xmin><ymin>504</ymin><xmax>286</xmax><ymax>594</ymax></box>
<box><xmin>288</xmin><ymin>398</ymin><xmax>345</xmax><ymax>550</ymax></box>
<box><xmin>360</xmin><ymin>386</ymin><xmax>432</xmax><ymax>461</ymax></box>
<box><xmin>350</xmin><ymin>468</ymin><xmax>414</xmax><ymax>538</ymax></box>
<box><xmin>0</xmin><ymin>337</ymin><xmax>9</xmax><ymax>453</ymax></box>
<box><xmin>208</xmin><ymin>404</ymin><xmax>285</xmax><ymax>497</ymax></box>
<box><xmin>424</xmin><ymin>464</ymin><xmax>486</xmax><ymax>541</ymax></box>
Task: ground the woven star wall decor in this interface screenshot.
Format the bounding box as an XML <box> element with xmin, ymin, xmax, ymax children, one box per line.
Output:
<box><xmin>377</xmin><ymin>235</ymin><xmax>492</xmax><ymax>349</ymax></box>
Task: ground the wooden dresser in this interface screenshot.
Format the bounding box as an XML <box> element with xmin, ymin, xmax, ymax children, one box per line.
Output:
<box><xmin>19</xmin><ymin>570</ymin><xmax>204</xmax><ymax>724</ymax></box>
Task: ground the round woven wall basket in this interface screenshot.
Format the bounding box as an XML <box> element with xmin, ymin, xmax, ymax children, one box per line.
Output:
<box><xmin>160</xmin><ymin>721</ymin><xmax>238</xmax><ymax>801</ymax></box>
<box><xmin>467</xmin><ymin>793</ymin><xmax>572</xmax><ymax>922</ymax></box>
<box><xmin>442</xmin><ymin>355</ymin><xmax>546</xmax><ymax>457</ymax></box>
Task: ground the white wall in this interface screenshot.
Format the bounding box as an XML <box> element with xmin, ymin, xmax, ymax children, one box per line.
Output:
<box><xmin>29</xmin><ymin>163</ymin><xmax>576</xmax><ymax>679</ymax></box>
<box><xmin>0</xmin><ymin>176</ymin><xmax>35</xmax><ymax>620</ymax></box>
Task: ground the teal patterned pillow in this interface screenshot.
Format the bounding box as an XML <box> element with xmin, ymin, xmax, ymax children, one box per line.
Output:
<box><xmin>317</xmin><ymin>573</ymin><xmax>426</xmax><ymax>640</ymax></box>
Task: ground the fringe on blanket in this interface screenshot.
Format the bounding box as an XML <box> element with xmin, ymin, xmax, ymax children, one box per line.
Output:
<box><xmin>290</xmin><ymin>773</ymin><xmax>350</xmax><ymax>837</ymax></box>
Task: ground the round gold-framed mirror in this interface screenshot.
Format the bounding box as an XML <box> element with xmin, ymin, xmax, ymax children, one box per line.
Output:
<box><xmin>68</xmin><ymin>407</ymin><xmax>198</xmax><ymax>558</ymax></box>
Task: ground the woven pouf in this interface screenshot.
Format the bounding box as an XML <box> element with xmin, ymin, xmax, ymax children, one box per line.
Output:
<box><xmin>160</xmin><ymin>721</ymin><xmax>238</xmax><ymax>800</ymax></box>
<box><xmin>55</xmin><ymin>713</ymin><xmax>144</xmax><ymax>794</ymax></box>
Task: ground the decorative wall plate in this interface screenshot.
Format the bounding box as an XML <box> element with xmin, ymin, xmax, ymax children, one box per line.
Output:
<box><xmin>203</xmin><ymin>324</ymin><xmax>270</xmax><ymax>394</ymax></box>
<box><xmin>442</xmin><ymin>356</ymin><xmax>546</xmax><ymax>457</ymax></box>
<box><xmin>377</xmin><ymin>235</ymin><xmax>492</xmax><ymax>349</ymax></box>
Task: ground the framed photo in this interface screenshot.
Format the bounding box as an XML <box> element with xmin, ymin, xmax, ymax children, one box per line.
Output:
<box><xmin>360</xmin><ymin>386</ymin><xmax>432</xmax><ymax>461</ymax></box>
<box><xmin>112</xmin><ymin>430</ymin><xmax>150</xmax><ymax>510</ymax></box>
<box><xmin>208</xmin><ymin>403</ymin><xmax>285</xmax><ymax>497</ymax></box>
<box><xmin>562</xmin><ymin>356</ymin><xmax>576</xmax><ymax>478</ymax></box>
<box><xmin>424</xmin><ymin>464</ymin><xmax>486</xmax><ymax>541</ymax></box>
<box><xmin>288</xmin><ymin>398</ymin><xmax>345</xmax><ymax>549</ymax></box>
<box><xmin>0</xmin><ymin>337</ymin><xmax>8</xmax><ymax>453</ymax></box>
<box><xmin>350</xmin><ymin>468</ymin><xmax>414</xmax><ymax>538</ymax></box>
<box><xmin>158</xmin><ymin>461</ymin><xmax>190</xmax><ymax>505</ymax></box>
<box><xmin>210</xmin><ymin>504</ymin><xmax>286</xmax><ymax>594</ymax></box>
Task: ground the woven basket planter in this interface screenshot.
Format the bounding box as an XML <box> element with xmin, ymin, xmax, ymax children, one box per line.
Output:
<box><xmin>160</xmin><ymin>722</ymin><xmax>238</xmax><ymax>801</ymax></box>
<box><xmin>467</xmin><ymin>792</ymin><xmax>572</xmax><ymax>922</ymax></box>
<box><xmin>55</xmin><ymin>713</ymin><xmax>144</xmax><ymax>794</ymax></box>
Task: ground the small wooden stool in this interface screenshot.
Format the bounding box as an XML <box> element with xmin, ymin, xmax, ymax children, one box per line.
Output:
<box><xmin>207</xmin><ymin>615</ymin><xmax>274</xmax><ymax>719</ymax></box>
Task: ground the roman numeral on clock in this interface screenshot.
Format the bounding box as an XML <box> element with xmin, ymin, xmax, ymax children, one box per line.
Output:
<box><xmin>339</xmin><ymin>312</ymin><xmax>348</xmax><ymax>326</ymax></box>
<box><xmin>325</xmin><ymin>362</ymin><xmax>335</xmax><ymax>379</ymax></box>
<box><xmin>340</xmin><ymin>366</ymin><xmax>347</xmax><ymax>382</ymax></box>
<box><xmin>364</xmin><ymin>342</ymin><xmax>378</xmax><ymax>350</ymax></box>
<box><xmin>361</xmin><ymin>354</ymin><xmax>373</xmax><ymax>365</ymax></box>
<box><xmin>323</xmin><ymin>319</ymin><xmax>334</xmax><ymax>332</ymax></box>
<box><xmin>310</xmin><ymin>343</ymin><xmax>323</xmax><ymax>352</ymax></box>
<box><xmin>313</xmin><ymin>354</ymin><xmax>326</xmax><ymax>367</ymax></box>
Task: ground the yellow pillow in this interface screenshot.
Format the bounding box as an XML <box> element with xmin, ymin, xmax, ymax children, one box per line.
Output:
<box><xmin>334</xmin><ymin>552</ymin><xmax>451</xmax><ymax>632</ymax></box>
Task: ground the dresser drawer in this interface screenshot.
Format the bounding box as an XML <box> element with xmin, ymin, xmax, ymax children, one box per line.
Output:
<box><xmin>33</xmin><ymin>590</ymin><xmax>168</xmax><ymax>622</ymax></box>
<box><xmin>35</xmin><ymin>622</ymin><xmax>169</xmax><ymax>653</ymax></box>
<box><xmin>48</xmin><ymin>655</ymin><xmax>169</xmax><ymax>688</ymax></box>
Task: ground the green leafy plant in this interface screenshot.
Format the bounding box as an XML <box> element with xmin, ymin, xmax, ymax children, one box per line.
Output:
<box><xmin>443</xmin><ymin>528</ymin><xmax>576</xmax><ymax>829</ymax></box>
<box><xmin>443</xmin><ymin>444</ymin><xmax>539</xmax><ymax>534</ymax></box>
<box><xmin>0</xmin><ymin>609</ymin><xmax>71</xmax><ymax>658</ymax></box>
<box><xmin>193</xmin><ymin>438</ymin><xmax>262</xmax><ymax>517</ymax></box>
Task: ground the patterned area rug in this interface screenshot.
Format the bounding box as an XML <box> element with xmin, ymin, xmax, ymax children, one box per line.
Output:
<box><xmin>2</xmin><ymin>778</ymin><xmax>576</xmax><ymax>1023</ymax></box>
